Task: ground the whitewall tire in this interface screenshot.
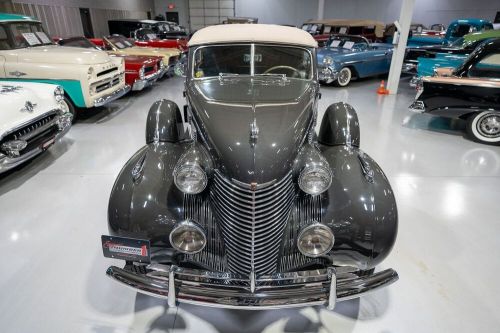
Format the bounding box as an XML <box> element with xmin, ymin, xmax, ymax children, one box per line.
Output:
<box><xmin>334</xmin><ymin>67</ymin><xmax>352</xmax><ymax>87</ymax></box>
<box><xmin>466</xmin><ymin>111</ymin><xmax>500</xmax><ymax>145</ymax></box>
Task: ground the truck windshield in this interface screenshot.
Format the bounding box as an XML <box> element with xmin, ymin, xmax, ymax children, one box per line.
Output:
<box><xmin>0</xmin><ymin>21</ymin><xmax>53</xmax><ymax>50</ymax></box>
<box><xmin>107</xmin><ymin>35</ymin><xmax>134</xmax><ymax>49</ymax></box>
<box><xmin>193</xmin><ymin>44</ymin><xmax>313</xmax><ymax>80</ymax></box>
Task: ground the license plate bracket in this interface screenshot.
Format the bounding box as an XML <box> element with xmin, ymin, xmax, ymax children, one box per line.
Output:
<box><xmin>101</xmin><ymin>235</ymin><xmax>151</xmax><ymax>263</ymax></box>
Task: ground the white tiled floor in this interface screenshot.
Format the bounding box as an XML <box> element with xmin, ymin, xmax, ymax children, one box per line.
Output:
<box><xmin>1</xmin><ymin>76</ymin><xmax>499</xmax><ymax>332</ymax></box>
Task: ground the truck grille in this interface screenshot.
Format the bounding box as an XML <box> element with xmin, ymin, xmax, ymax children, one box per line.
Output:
<box><xmin>97</xmin><ymin>67</ymin><xmax>118</xmax><ymax>77</ymax></box>
<box><xmin>144</xmin><ymin>66</ymin><xmax>155</xmax><ymax>75</ymax></box>
<box><xmin>211</xmin><ymin>170</ymin><xmax>295</xmax><ymax>275</ymax></box>
<box><xmin>95</xmin><ymin>77</ymin><xmax>120</xmax><ymax>93</ymax></box>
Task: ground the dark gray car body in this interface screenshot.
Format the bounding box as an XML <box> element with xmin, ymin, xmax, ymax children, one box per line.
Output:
<box><xmin>105</xmin><ymin>41</ymin><xmax>398</xmax><ymax>308</ymax></box>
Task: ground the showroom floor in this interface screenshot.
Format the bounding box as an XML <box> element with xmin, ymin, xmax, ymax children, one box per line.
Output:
<box><xmin>1</xmin><ymin>76</ymin><xmax>499</xmax><ymax>333</ymax></box>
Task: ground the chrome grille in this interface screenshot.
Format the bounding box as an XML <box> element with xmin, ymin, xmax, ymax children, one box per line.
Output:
<box><xmin>211</xmin><ymin>171</ymin><xmax>295</xmax><ymax>275</ymax></box>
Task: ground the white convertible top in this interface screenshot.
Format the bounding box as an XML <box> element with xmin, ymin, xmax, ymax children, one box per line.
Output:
<box><xmin>189</xmin><ymin>24</ymin><xmax>317</xmax><ymax>47</ymax></box>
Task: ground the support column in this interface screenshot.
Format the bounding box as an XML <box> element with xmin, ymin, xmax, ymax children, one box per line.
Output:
<box><xmin>386</xmin><ymin>0</ymin><xmax>415</xmax><ymax>95</ymax></box>
<box><xmin>317</xmin><ymin>0</ymin><xmax>325</xmax><ymax>20</ymax></box>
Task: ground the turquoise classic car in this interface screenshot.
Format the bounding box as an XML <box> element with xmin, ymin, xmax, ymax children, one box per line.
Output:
<box><xmin>317</xmin><ymin>35</ymin><xmax>393</xmax><ymax>86</ymax></box>
<box><xmin>407</xmin><ymin>19</ymin><xmax>493</xmax><ymax>47</ymax></box>
<box><xmin>0</xmin><ymin>13</ymin><xmax>130</xmax><ymax>118</ymax></box>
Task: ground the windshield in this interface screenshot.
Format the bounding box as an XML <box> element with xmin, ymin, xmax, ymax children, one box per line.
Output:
<box><xmin>327</xmin><ymin>35</ymin><xmax>368</xmax><ymax>50</ymax></box>
<box><xmin>193</xmin><ymin>44</ymin><xmax>313</xmax><ymax>80</ymax></box>
<box><xmin>0</xmin><ymin>21</ymin><xmax>53</xmax><ymax>50</ymax></box>
<box><xmin>107</xmin><ymin>35</ymin><xmax>134</xmax><ymax>49</ymax></box>
<box><xmin>136</xmin><ymin>28</ymin><xmax>157</xmax><ymax>41</ymax></box>
<box><xmin>58</xmin><ymin>37</ymin><xmax>97</xmax><ymax>49</ymax></box>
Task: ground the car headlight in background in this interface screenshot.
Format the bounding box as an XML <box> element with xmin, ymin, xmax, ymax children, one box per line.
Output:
<box><xmin>323</xmin><ymin>56</ymin><xmax>334</xmax><ymax>66</ymax></box>
<box><xmin>54</xmin><ymin>85</ymin><xmax>64</xmax><ymax>102</ymax></box>
<box><xmin>169</xmin><ymin>220</ymin><xmax>206</xmax><ymax>254</ymax></box>
<box><xmin>139</xmin><ymin>66</ymin><xmax>145</xmax><ymax>80</ymax></box>
<box><xmin>173</xmin><ymin>164</ymin><xmax>208</xmax><ymax>194</ymax></box>
<box><xmin>297</xmin><ymin>223</ymin><xmax>335</xmax><ymax>257</ymax></box>
<box><xmin>298</xmin><ymin>164</ymin><xmax>332</xmax><ymax>195</ymax></box>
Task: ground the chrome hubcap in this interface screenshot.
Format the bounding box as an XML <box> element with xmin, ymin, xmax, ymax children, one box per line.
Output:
<box><xmin>338</xmin><ymin>69</ymin><xmax>350</xmax><ymax>85</ymax></box>
<box><xmin>478</xmin><ymin>114</ymin><xmax>500</xmax><ymax>138</ymax></box>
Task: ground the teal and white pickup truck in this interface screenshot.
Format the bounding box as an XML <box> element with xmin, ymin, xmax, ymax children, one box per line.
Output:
<box><xmin>0</xmin><ymin>13</ymin><xmax>130</xmax><ymax>118</ymax></box>
<box><xmin>407</xmin><ymin>18</ymin><xmax>493</xmax><ymax>47</ymax></box>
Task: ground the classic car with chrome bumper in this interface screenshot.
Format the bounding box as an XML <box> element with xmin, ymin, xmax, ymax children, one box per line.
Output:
<box><xmin>0</xmin><ymin>82</ymin><xmax>72</xmax><ymax>173</ymax></box>
<box><xmin>102</xmin><ymin>24</ymin><xmax>398</xmax><ymax>309</ymax></box>
<box><xmin>132</xmin><ymin>71</ymin><xmax>160</xmax><ymax>91</ymax></box>
<box><xmin>94</xmin><ymin>84</ymin><xmax>130</xmax><ymax>107</ymax></box>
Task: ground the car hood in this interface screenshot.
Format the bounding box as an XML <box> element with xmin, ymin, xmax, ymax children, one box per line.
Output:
<box><xmin>0</xmin><ymin>82</ymin><xmax>60</xmax><ymax>137</ymax></box>
<box><xmin>126</xmin><ymin>46</ymin><xmax>180</xmax><ymax>57</ymax></box>
<box><xmin>188</xmin><ymin>77</ymin><xmax>316</xmax><ymax>184</ymax></box>
<box><xmin>15</xmin><ymin>45</ymin><xmax>111</xmax><ymax>65</ymax></box>
<box><xmin>110</xmin><ymin>54</ymin><xmax>159</xmax><ymax>65</ymax></box>
<box><xmin>317</xmin><ymin>47</ymin><xmax>357</xmax><ymax>63</ymax></box>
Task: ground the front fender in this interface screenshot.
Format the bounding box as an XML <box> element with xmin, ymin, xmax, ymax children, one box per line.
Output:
<box><xmin>320</xmin><ymin>144</ymin><xmax>398</xmax><ymax>269</ymax></box>
<box><xmin>108</xmin><ymin>142</ymin><xmax>189</xmax><ymax>243</ymax></box>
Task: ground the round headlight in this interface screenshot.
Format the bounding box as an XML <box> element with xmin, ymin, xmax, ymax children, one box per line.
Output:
<box><xmin>169</xmin><ymin>220</ymin><xmax>206</xmax><ymax>254</ymax></box>
<box><xmin>298</xmin><ymin>165</ymin><xmax>332</xmax><ymax>195</ymax></box>
<box><xmin>173</xmin><ymin>164</ymin><xmax>207</xmax><ymax>194</ymax></box>
<box><xmin>139</xmin><ymin>66</ymin><xmax>145</xmax><ymax>79</ymax></box>
<box><xmin>54</xmin><ymin>85</ymin><xmax>64</xmax><ymax>102</ymax></box>
<box><xmin>323</xmin><ymin>56</ymin><xmax>334</xmax><ymax>66</ymax></box>
<box><xmin>297</xmin><ymin>223</ymin><xmax>334</xmax><ymax>257</ymax></box>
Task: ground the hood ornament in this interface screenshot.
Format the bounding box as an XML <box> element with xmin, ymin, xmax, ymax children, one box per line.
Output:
<box><xmin>250</xmin><ymin>119</ymin><xmax>259</xmax><ymax>141</ymax></box>
<box><xmin>21</xmin><ymin>101</ymin><xmax>37</xmax><ymax>113</ymax></box>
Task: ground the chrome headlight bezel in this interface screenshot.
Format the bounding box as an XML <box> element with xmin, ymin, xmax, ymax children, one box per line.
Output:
<box><xmin>297</xmin><ymin>223</ymin><xmax>335</xmax><ymax>257</ymax></box>
<box><xmin>298</xmin><ymin>164</ymin><xmax>332</xmax><ymax>195</ymax></box>
<box><xmin>323</xmin><ymin>56</ymin><xmax>334</xmax><ymax>66</ymax></box>
<box><xmin>54</xmin><ymin>85</ymin><xmax>64</xmax><ymax>102</ymax></box>
<box><xmin>173</xmin><ymin>163</ymin><xmax>208</xmax><ymax>194</ymax></box>
<box><xmin>169</xmin><ymin>220</ymin><xmax>207</xmax><ymax>254</ymax></box>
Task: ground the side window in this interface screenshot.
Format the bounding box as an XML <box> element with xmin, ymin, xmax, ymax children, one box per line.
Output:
<box><xmin>451</xmin><ymin>24</ymin><xmax>473</xmax><ymax>38</ymax></box>
<box><xmin>0</xmin><ymin>25</ymin><xmax>10</xmax><ymax>50</ymax></box>
<box><xmin>468</xmin><ymin>53</ymin><xmax>500</xmax><ymax>79</ymax></box>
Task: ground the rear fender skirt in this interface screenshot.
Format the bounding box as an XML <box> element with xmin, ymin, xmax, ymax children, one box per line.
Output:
<box><xmin>319</xmin><ymin>144</ymin><xmax>398</xmax><ymax>270</ymax></box>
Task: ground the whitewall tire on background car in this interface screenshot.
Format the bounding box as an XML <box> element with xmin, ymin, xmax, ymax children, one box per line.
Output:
<box><xmin>467</xmin><ymin>111</ymin><xmax>500</xmax><ymax>145</ymax></box>
<box><xmin>335</xmin><ymin>67</ymin><xmax>352</xmax><ymax>87</ymax></box>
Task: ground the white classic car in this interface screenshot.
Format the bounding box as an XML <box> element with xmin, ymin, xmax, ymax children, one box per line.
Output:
<box><xmin>0</xmin><ymin>81</ymin><xmax>72</xmax><ymax>173</ymax></box>
<box><xmin>0</xmin><ymin>13</ymin><xmax>130</xmax><ymax>118</ymax></box>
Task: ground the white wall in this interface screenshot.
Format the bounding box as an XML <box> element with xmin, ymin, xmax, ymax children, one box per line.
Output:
<box><xmin>235</xmin><ymin>0</ymin><xmax>319</xmax><ymax>26</ymax></box>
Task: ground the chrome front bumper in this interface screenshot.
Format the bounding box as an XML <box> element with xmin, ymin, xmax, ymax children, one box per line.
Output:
<box><xmin>132</xmin><ymin>72</ymin><xmax>160</xmax><ymax>91</ymax></box>
<box><xmin>0</xmin><ymin>111</ymin><xmax>72</xmax><ymax>174</ymax></box>
<box><xmin>93</xmin><ymin>85</ymin><xmax>131</xmax><ymax>107</ymax></box>
<box><xmin>319</xmin><ymin>67</ymin><xmax>338</xmax><ymax>84</ymax></box>
<box><xmin>107</xmin><ymin>264</ymin><xmax>398</xmax><ymax>309</ymax></box>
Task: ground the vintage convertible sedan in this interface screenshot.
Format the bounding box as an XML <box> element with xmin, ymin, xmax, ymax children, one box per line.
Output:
<box><xmin>0</xmin><ymin>81</ymin><xmax>72</xmax><ymax>173</ymax></box>
<box><xmin>410</xmin><ymin>38</ymin><xmax>500</xmax><ymax>145</ymax></box>
<box><xmin>318</xmin><ymin>35</ymin><xmax>393</xmax><ymax>86</ymax></box>
<box><xmin>101</xmin><ymin>24</ymin><xmax>398</xmax><ymax>309</ymax></box>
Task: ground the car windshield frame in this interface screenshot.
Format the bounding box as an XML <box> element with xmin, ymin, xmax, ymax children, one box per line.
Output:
<box><xmin>191</xmin><ymin>43</ymin><xmax>314</xmax><ymax>81</ymax></box>
<box><xmin>0</xmin><ymin>21</ymin><xmax>53</xmax><ymax>50</ymax></box>
<box><xmin>106</xmin><ymin>35</ymin><xmax>134</xmax><ymax>49</ymax></box>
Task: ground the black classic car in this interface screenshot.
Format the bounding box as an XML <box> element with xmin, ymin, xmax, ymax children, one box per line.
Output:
<box><xmin>101</xmin><ymin>24</ymin><xmax>398</xmax><ymax>309</ymax></box>
<box><xmin>410</xmin><ymin>38</ymin><xmax>500</xmax><ymax>145</ymax></box>
<box><xmin>108</xmin><ymin>19</ymin><xmax>187</xmax><ymax>39</ymax></box>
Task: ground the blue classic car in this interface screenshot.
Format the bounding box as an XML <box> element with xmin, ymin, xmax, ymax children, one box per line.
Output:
<box><xmin>318</xmin><ymin>35</ymin><xmax>393</xmax><ymax>86</ymax></box>
<box><xmin>407</xmin><ymin>19</ymin><xmax>493</xmax><ymax>47</ymax></box>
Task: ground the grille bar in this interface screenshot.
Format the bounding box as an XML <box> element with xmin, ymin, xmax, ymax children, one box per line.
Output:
<box><xmin>211</xmin><ymin>171</ymin><xmax>295</xmax><ymax>275</ymax></box>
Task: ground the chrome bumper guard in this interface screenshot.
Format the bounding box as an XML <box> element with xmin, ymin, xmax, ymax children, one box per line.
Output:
<box><xmin>0</xmin><ymin>110</ymin><xmax>72</xmax><ymax>173</ymax></box>
<box><xmin>106</xmin><ymin>264</ymin><xmax>398</xmax><ymax>309</ymax></box>
<box><xmin>132</xmin><ymin>72</ymin><xmax>160</xmax><ymax>91</ymax></box>
<box><xmin>402</xmin><ymin>62</ymin><xmax>417</xmax><ymax>73</ymax></box>
<box><xmin>93</xmin><ymin>85</ymin><xmax>131</xmax><ymax>107</ymax></box>
<box><xmin>318</xmin><ymin>67</ymin><xmax>338</xmax><ymax>84</ymax></box>
<box><xmin>409</xmin><ymin>100</ymin><xmax>425</xmax><ymax>113</ymax></box>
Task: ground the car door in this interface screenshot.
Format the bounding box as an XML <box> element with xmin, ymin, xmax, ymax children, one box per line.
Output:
<box><xmin>356</xmin><ymin>45</ymin><xmax>391</xmax><ymax>77</ymax></box>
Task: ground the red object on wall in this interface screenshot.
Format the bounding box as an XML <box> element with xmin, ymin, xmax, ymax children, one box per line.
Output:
<box><xmin>167</xmin><ymin>4</ymin><xmax>175</xmax><ymax>9</ymax></box>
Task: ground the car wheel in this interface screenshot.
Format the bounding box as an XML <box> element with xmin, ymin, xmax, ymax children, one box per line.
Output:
<box><xmin>60</xmin><ymin>96</ymin><xmax>77</xmax><ymax>123</ymax></box>
<box><xmin>334</xmin><ymin>67</ymin><xmax>352</xmax><ymax>87</ymax></box>
<box><xmin>466</xmin><ymin>111</ymin><xmax>500</xmax><ymax>145</ymax></box>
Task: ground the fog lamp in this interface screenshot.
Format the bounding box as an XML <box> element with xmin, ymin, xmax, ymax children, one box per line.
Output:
<box><xmin>297</xmin><ymin>223</ymin><xmax>334</xmax><ymax>257</ymax></box>
<box><xmin>173</xmin><ymin>164</ymin><xmax>207</xmax><ymax>194</ymax></box>
<box><xmin>169</xmin><ymin>220</ymin><xmax>206</xmax><ymax>254</ymax></box>
<box><xmin>298</xmin><ymin>165</ymin><xmax>332</xmax><ymax>195</ymax></box>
